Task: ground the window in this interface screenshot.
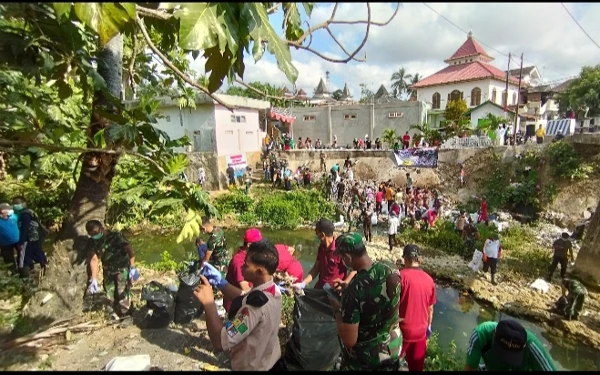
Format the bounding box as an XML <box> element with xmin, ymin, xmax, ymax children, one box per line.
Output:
<box><xmin>512</xmin><ymin>92</ymin><xmax>518</xmax><ymax>105</ymax></box>
<box><xmin>432</xmin><ymin>92</ymin><xmax>441</xmax><ymax>109</ymax></box>
<box><xmin>344</xmin><ymin>114</ymin><xmax>357</xmax><ymax>120</ymax></box>
<box><xmin>502</xmin><ymin>90</ymin><xmax>508</xmax><ymax>107</ymax></box>
<box><xmin>246</xmin><ymin>131</ymin><xmax>253</xmax><ymax>135</ymax></box>
<box><xmin>304</xmin><ymin>115</ymin><xmax>316</xmax><ymax>121</ymax></box>
<box><xmin>491</xmin><ymin>88</ymin><xmax>497</xmax><ymax>103</ymax></box>
<box><xmin>388</xmin><ymin>112</ymin><xmax>404</xmax><ymax>118</ymax></box>
<box><xmin>449</xmin><ymin>89</ymin><xmax>462</xmax><ymax>102</ymax></box>
<box><xmin>225</xmin><ymin>130</ymin><xmax>234</xmax><ymax>135</ymax></box>
<box><xmin>470</xmin><ymin>87</ymin><xmax>481</xmax><ymax>106</ymax></box>
<box><xmin>230</xmin><ymin>115</ymin><xmax>247</xmax><ymax>123</ymax></box>
<box><xmin>165</xmin><ymin>116</ymin><xmax>171</xmax><ymax>122</ymax></box>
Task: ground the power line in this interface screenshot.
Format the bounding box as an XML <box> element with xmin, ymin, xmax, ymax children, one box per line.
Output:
<box><xmin>422</xmin><ymin>3</ymin><xmax>566</xmax><ymax>81</ymax></box>
<box><xmin>560</xmin><ymin>3</ymin><xmax>600</xmax><ymax>50</ymax></box>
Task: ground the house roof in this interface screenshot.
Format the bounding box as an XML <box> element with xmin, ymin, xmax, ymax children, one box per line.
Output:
<box><xmin>507</xmin><ymin>66</ymin><xmax>537</xmax><ymax>77</ymax></box>
<box><xmin>313</xmin><ymin>78</ymin><xmax>329</xmax><ymax>98</ymax></box>
<box><xmin>552</xmin><ymin>78</ymin><xmax>575</xmax><ymax>93</ymax></box>
<box><xmin>465</xmin><ymin>100</ymin><xmax>515</xmax><ymax>116</ymax></box>
<box><xmin>374</xmin><ymin>84</ymin><xmax>390</xmax><ymax>99</ymax></box>
<box><xmin>341</xmin><ymin>83</ymin><xmax>352</xmax><ymax>99</ymax></box>
<box><xmin>410</xmin><ymin>60</ymin><xmax>519</xmax><ymax>89</ymax></box>
<box><xmin>445</xmin><ymin>31</ymin><xmax>493</xmax><ymax>62</ymax></box>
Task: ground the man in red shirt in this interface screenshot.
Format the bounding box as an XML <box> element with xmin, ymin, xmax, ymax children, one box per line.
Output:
<box><xmin>292</xmin><ymin>218</ymin><xmax>356</xmax><ymax>290</ymax></box>
<box><xmin>402</xmin><ymin>132</ymin><xmax>411</xmax><ymax>149</ymax></box>
<box><xmin>223</xmin><ymin>228</ymin><xmax>263</xmax><ymax>312</ymax></box>
<box><xmin>399</xmin><ymin>244</ymin><xmax>436</xmax><ymax>371</ymax></box>
<box><xmin>274</xmin><ymin>244</ymin><xmax>304</xmax><ymax>283</ymax></box>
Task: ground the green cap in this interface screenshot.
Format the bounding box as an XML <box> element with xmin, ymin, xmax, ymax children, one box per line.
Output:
<box><xmin>334</xmin><ymin>232</ymin><xmax>365</xmax><ymax>255</ymax></box>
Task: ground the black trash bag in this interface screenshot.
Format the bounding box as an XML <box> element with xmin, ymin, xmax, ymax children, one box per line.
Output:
<box><xmin>283</xmin><ymin>288</ymin><xmax>341</xmax><ymax>371</ymax></box>
<box><xmin>140</xmin><ymin>281</ymin><xmax>176</xmax><ymax>329</ymax></box>
<box><xmin>553</xmin><ymin>295</ymin><xmax>568</xmax><ymax>316</ymax></box>
<box><xmin>174</xmin><ymin>261</ymin><xmax>205</xmax><ymax>324</ymax></box>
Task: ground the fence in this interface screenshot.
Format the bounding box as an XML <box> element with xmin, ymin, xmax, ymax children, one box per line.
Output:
<box><xmin>440</xmin><ymin>136</ymin><xmax>494</xmax><ymax>149</ymax></box>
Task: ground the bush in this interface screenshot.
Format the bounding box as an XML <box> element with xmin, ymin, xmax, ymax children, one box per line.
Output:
<box><xmin>281</xmin><ymin>190</ymin><xmax>336</xmax><ymax>222</ymax></box>
<box><xmin>255</xmin><ymin>199</ymin><xmax>301</xmax><ymax>229</ymax></box>
<box><xmin>239</xmin><ymin>211</ymin><xmax>259</xmax><ymax>226</ymax></box>
<box><xmin>399</xmin><ymin>220</ymin><xmax>466</xmax><ymax>257</ymax></box>
<box><xmin>424</xmin><ymin>331</ymin><xmax>464</xmax><ymax>371</ymax></box>
<box><xmin>545</xmin><ymin>141</ymin><xmax>591</xmax><ymax>180</ymax></box>
<box><xmin>213</xmin><ymin>192</ymin><xmax>255</xmax><ymax>215</ymax></box>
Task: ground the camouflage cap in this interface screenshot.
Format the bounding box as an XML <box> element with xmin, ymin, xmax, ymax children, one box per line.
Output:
<box><xmin>334</xmin><ymin>232</ymin><xmax>366</xmax><ymax>255</ymax></box>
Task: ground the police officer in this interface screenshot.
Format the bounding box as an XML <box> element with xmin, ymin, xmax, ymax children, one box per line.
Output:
<box><xmin>561</xmin><ymin>278</ymin><xmax>587</xmax><ymax>321</ymax></box>
<box><xmin>328</xmin><ymin>232</ymin><xmax>402</xmax><ymax>371</ymax></box>
<box><xmin>194</xmin><ymin>239</ymin><xmax>284</xmax><ymax>371</ymax></box>
<box><xmin>86</xmin><ymin>220</ymin><xmax>139</xmax><ymax>319</ymax></box>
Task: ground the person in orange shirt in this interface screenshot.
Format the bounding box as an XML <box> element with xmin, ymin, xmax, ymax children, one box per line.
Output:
<box><xmin>385</xmin><ymin>183</ymin><xmax>395</xmax><ymax>214</ymax></box>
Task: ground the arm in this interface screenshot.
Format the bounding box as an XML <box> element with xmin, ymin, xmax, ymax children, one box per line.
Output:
<box><xmin>89</xmin><ymin>252</ymin><xmax>99</xmax><ymax>280</ymax></box>
<box><xmin>204</xmin><ymin>303</ymin><xmax>226</xmax><ymax>352</ymax></box>
<box><xmin>18</xmin><ymin>213</ymin><xmax>31</xmax><ymax>245</ymax></box>
<box><xmin>528</xmin><ymin>343</ymin><xmax>558</xmax><ymax>371</ymax></box>
<box><xmin>302</xmin><ymin>261</ymin><xmax>320</xmax><ymax>286</ymax></box>
<box><xmin>124</xmin><ymin>244</ymin><xmax>135</xmax><ymax>267</ymax></box>
<box><xmin>337</xmin><ymin>285</ymin><xmax>360</xmax><ymax>348</ymax></box>
<box><xmin>344</xmin><ymin>270</ymin><xmax>357</xmax><ymax>285</ymax></box>
<box><xmin>464</xmin><ymin>330</ymin><xmax>483</xmax><ymax>371</ymax></box>
<box><xmin>220</xmin><ymin>283</ymin><xmax>246</xmax><ymax>302</ymax></box>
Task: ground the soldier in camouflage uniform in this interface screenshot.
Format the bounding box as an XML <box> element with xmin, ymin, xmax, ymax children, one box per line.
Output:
<box><xmin>201</xmin><ymin>218</ymin><xmax>230</xmax><ymax>272</ymax></box>
<box><xmin>561</xmin><ymin>278</ymin><xmax>588</xmax><ymax>321</ymax></box>
<box><xmin>86</xmin><ymin>220</ymin><xmax>138</xmax><ymax>318</ymax></box>
<box><xmin>330</xmin><ymin>232</ymin><xmax>402</xmax><ymax>371</ymax></box>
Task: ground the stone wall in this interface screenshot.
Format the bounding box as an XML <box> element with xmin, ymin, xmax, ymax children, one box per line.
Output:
<box><xmin>188</xmin><ymin>151</ymin><xmax>263</xmax><ymax>190</ymax></box>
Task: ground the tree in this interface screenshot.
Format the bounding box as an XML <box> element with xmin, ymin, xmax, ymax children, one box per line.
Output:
<box><xmin>226</xmin><ymin>81</ymin><xmax>287</xmax><ymax>107</ymax></box>
<box><xmin>359</xmin><ymin>83</ymin><xmax>374</xmax><ymax>103</ymax></box>
<box><xmin>0</xmin><ymin>2</ymin><xmax>401</xmax><ymax>324</ymax></box>
<box><xmin>409</xmin><ymin>123</ymin><xmax>444</xmax><ymax>145</ymax></box>
<box><xmin>406</xmin><ymin>73</ymin><xmax>421</xmax><ymax>99</ymax></box>
<box><xmin>573</xmin><ymin>204</ymin><xmax>600</xmax><ymax>286</ymax></box>
<box><xmin>381</xmin><ymin>128</ymin><xmax>399</xmax><ymax>149</ymax></box>
<box><xmin>390</xmin><ymin>67</ymin><xmax>412</xmax><ymax>99</ymax></box>
<box><xmin>331</xmin><ymin>89</ymin><xmax>344</xmax><ymax>101</ymax></box>
<box><xmin>476</xmin><ymin>113</ymin><xmax>505</xmax><ymax>140</ymax></box>
<box><xmin>557</xmin><ymin>65</ymin><xmax>600</xmax><ymax>119</ymax></box>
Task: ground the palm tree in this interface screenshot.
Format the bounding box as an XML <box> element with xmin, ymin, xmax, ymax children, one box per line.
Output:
<box><xmin>476</xmin><ymin>113</ymin><xmax>505</xmax><ymax>140</ymax></box>
<box><xmin>381</xmin><ymin>128</ymin><xmax>400</xmax><ymax>149</ymax></box>
<box><xmin>390</xmin><ymin>67</ymin><xmax>412</xmax><ymax>99</ymax></box>
<box><xmin>406</xmin><ymin>73</ymin><xmax>421</xmax><ymax>99</ymax></box>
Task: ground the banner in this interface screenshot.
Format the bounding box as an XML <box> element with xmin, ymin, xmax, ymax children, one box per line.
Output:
<box><xmin>393</xmin><ymin>147</ymin><xmax>438</xmax><ymax>168</ymax></box>
<box><xmin>225</xmin><ymin>153</ymin><xmax>248</xmax><ymax>178</ymax></box>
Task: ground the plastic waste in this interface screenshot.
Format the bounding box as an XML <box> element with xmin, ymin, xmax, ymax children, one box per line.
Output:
<box><xmin>529</xmin><ymin>278</ymin><xmax>550</xmax><ymax>294</ymax></box>
<box><xmin>467</xmin><ymin>250</ymin><xmax>483</xmax><ymax>272</ymax></box>
<box><xmin>371</xmin><ymin>213</ymin><xmax>378</xmax><ymax>225</ymax></box>
<box><xmin>174</xmin><ymin>260</ymin><xmax>205</xmax><ymax>324</ymax></box>
<box><xmin>283</xmin><ymin>289</ymin><xmax>342</xmax><ymax>371</ymax></box>
<box><xmin>140</xmin><ymin>281</ymin><xmax>176</xmax><ymax>329</ymax></box>
<box><xmin>104</xmin><ymin>354</ymin><xmax>151</xmax><ymax>371</ymax></box>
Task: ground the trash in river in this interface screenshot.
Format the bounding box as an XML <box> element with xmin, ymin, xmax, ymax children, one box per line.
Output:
<box><xmin>530</xmin><ymin>278</ymin><xmax>551</xmax><ymax>294</ymax></box>
<box><xmin>467</xmin><ymin>250</ymin><xmax>483</xmax><ymax>272</ymax></box>
<box><xmin>104</xmin><ymin>354</ymin><xmax>151</xmax><ymax>371</ymax></box>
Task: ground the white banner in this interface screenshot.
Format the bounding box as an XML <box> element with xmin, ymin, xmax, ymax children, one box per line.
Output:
<box><xmin>225</xmin><ymin>154</ymin><xmax>248</xmax><ymax>178</ymax></box>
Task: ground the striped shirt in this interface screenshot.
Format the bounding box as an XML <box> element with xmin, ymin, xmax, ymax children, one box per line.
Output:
<box><xmin>466</xmin><ymin>321</ymin><xmax>557</xmax><ymax>371</ymax></box>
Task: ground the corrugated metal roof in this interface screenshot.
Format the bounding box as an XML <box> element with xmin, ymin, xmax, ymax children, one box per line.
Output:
<box><xmin>410</xmin><ymin>61</ymin><xmax>518</xmax><ymax>88</ymax></box>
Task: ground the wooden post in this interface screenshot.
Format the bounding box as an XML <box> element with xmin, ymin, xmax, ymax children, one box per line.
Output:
<box><xmin>513</xmin><ymin>53</ymin><xmax>524</xmax><ymax>141</ymax></box>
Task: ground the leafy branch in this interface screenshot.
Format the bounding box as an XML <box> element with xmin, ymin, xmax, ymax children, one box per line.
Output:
<box><xmin>134</xmin><ymin>15</ymin><xmax>236</xmax><ymax>111</ymax></box>
<box><xmin>0</xmin><ymin>139</ymin><xmax>167</xmax><ymax>176</ymax></box>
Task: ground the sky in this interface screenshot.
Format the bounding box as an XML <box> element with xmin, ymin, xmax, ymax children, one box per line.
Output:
<box><xmin>188</xmin><ymin>3</ymin><xmax>600</xmax><ymax>101</ymax></box>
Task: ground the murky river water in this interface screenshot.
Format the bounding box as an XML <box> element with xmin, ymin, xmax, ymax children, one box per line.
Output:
<box><xmin>127</xmin><ymin>227</ymin><xmax>599</xmax><ymax>370</ymax></box>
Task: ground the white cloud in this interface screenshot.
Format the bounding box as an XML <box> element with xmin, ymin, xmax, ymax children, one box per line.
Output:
<box><xmin>185</xmin><ymin>2</ymin><xmax>600</xmax><ymax>102</ymax></box>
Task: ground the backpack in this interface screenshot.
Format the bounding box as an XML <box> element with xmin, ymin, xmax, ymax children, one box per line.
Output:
<box><xmin>19</xmin><ymin>209</ymin><xmax>46</xmax><ymax>242</ymax></box>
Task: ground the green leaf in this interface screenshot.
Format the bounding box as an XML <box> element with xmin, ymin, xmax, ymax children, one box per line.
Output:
<box><xmin>204</xmin><ymin>47</ymin><xmax>233</xmax><ymax>93</ymax></box>
<box><xmin>152</xmin><ymin>197</ymin><xmax>184</xmax><ymax>211</ymax></box>
<box><xmin>57</xmin><ymin>79</ymin><xmax>73</xmax><ymax>100</ymax></box>
<box><xmin>73</xmin><ymin>3</ymin><xmax>132</xmax><ymax>46</ymax></box>
<box><xmin>119</xmin><ymin>2</ymin><xmax>137</xmax><ymax>19</ymax></box>
<box><xmin>243</xmin><ymin>3</ymin><xmax>298</xmax><ymax>84</ymax></box>
<box><xmin>176</xmin><ymin>209</ymin><xmax>202</xmax><ymax>244</ymax></box>
<box><xmin>302</xmin><ymin>3</ymin><xmax>314</xmax><ymax>17</ymax></box>
<box><xmin>282</xmin><ymin>3</ymin><xmax>303</xmax><ymax>41</ymax></box>
<box><xmin>163</xmin><ymin>154</ymin><xmax>188</xmax><ymax>176</ymax></box>
<box><xmin>172</xmin><ymin>3</ymin><xmax>229</xmax><ymax>53</ymax></box>
<box><xmin>53</xmin><ymin>3</ymin><xmax>72</xmax><ymax>19</ymax></box>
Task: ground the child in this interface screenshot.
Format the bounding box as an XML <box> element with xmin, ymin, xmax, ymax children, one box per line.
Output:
<box><xmin>459</xmin><ymin>165</ymin><xmax>465</xmax><ymax>187</ymax></box>
<box><xmin>388</xmin><ymin>213</ymin><xmax>400</xmax><ymax>251</ymax></box>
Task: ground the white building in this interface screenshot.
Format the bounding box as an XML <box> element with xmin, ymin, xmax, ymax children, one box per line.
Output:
<box><xmin>410</xmin><ymin>31</ymin><xmax>520</xmax><ymax>128</ymax></box>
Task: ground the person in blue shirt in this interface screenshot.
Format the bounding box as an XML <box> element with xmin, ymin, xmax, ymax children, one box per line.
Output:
<box><xmin>196</xmin><ymin>237</ymin><xmax>208</xmax><ymax>261</ymax></box>
<box><xmin>0</xmin><ymin>203</ymin><xmax>21</xmax><ymax>274</ymax></box>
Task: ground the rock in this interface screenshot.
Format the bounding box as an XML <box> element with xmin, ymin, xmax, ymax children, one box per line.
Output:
<box><xmin>99</xmin><ymin>351</ymin><xmax>109</xmax><ymax>357</ymax></box>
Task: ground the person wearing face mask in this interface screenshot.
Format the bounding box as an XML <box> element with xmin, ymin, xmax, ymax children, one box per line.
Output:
<box><xmin>201</xmin><ymin>218</ymin><xmax>230</xmax><ymax>273</ymax></box>
<box><xmin>0</xmin><ymin>203</ymin><xmax>21</xmax><ymax>275</ymax></box>
<box><xmin>328</xmin><ymin>232</ymin><xmax>402</xmax><ymax>371</ymax></box>
<box><xmin>12</xmin><ymin>197</ymin><xmax>48</xmax><ymax>276</ymax></box>
<box><xmin>292</xmin><ymin>218</ymin><xmax>356</xmax><ymax>291</ymax></box>
<box><xmin>86</xmin><ymin>220</ymin><xmax>139</xmax><ymax>320</ymax></box>
<box><xmin>194</xmin><ymin>239</ymin><xmax>285</xmax><ymax>371</ymax></box>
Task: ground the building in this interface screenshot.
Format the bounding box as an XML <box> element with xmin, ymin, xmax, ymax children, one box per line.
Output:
<box><xmin>151</xmin><ymin>93</ymin><xmax>270</xmax><ymax>155</ymax></box>
<box><xmin>506</xmin><ymin>66</ymin><xmax>541</xmax><ymax>87</ymax></box>
<box><xmin>410</xmin><ymin>31</ymin><xmax>520</xmax><ymax>128</ymax></box>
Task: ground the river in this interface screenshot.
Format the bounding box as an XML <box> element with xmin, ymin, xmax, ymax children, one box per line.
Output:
<box><xmin>128</xmin><ymin>227</ymin><xmax>599</xmax><ymax>371</ymax></box>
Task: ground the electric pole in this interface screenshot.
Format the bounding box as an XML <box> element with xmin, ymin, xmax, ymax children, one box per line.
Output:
<box><xmin>513</xmin><ymin>53</ymin><xmax>524</xmax><ymax>141</ymax></box>
<box><xmin>504</xmin><ymin>52</ymin><xmax>511</xmax><ymax>116</ymax></box>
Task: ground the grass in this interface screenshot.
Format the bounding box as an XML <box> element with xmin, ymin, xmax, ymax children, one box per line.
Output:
<box><xmin>424</xmin><ymin>331</ymin><xmax>465</xmax><ymax>371</ymax></box>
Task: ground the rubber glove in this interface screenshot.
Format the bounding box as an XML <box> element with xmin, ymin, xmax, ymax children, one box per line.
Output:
<box><xmin>129</xmin><ymin>267</ymin><xmax>140</xmax><ymax>281</ymax></box>
<box><xmin>201</xmin><ymin>262</ymin><xmax>228</xmax><ymax>290</ymax></box>
<box><xmin>291</xmin><ymin>281</ymin><xmax>306</xmax><ymax>290</ymax></box>
<box><xmin>88</xmin><ymin>279</ymin><xmax>99</xmax><ymax>294</ymax></box>
<box><xmin>277</xmin><ymin>284</ymin><xmax>287</xmax><ymax>294</ymax></box>
<box><xmin>426</xmin><ymin>325</ymin><xmax>432</xmax><ymax>339</ymax></box>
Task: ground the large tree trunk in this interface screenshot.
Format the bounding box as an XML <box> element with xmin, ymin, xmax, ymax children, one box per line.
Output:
<box><xmin>573</xmin><ymin>201</ymin><xmax>600</xmax><ymax>286</ymax></box>
<box><xmin>23</xmin><ymin>35</ymin><xmax>124</xmax><ymax>325</ymax></box>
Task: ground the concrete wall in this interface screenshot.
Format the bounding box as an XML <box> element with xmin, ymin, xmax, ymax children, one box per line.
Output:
<box><xmin>186</xmin><ymin>152</ymin><xmax>220</xmax><ymax>190</ymax></box>
<box><xmin>154</xmin><ymin>104</ymin><xmax>216</xmax><ymax>153</ymax></box>
<box><xmin>291</xmin><ymin>101</ymin><xmax>425</xmax><ymax>146</ymax></box>
<box><xmin>214</xmin><ymin>104</ymin><xmax>262</xmax><ymax>156</ymax></box>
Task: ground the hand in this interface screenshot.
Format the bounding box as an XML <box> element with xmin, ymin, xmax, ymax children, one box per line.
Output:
<box><xmin>193</xmin><ymin>275</ymin><xmax>215</xmax><ymax>305</ymax></box>
<box><xmin>426</xmin><ymin>325</ymin><xmax>432</xmax><ymax>339</ymax></box>
<box><xmin>201</xmin><ymin>263</ymin><xmax>228</xmax><ymax>290</ymax></box>
<box><xmin>291</xmin><ymin>282</ymin><xmax>306</xmax><ymax>290</ymax></box>
<box><xmin>88</xmin><ymin>278</ymin><xmax>99</xmax><ymax>294</ymax></box>
<box><xmin>129</xmin><ymin>267</ymin><xmax>140</xmax><ymax>282</ymax></box>
<box><xmin>332</xmin><ymin>278</ymin><xmax>348</xmax><ymax>292</ymax></box>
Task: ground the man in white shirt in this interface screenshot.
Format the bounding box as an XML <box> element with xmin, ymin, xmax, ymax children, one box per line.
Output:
<box><xmin>388</xmin><ymin>213</ymin><xmax>400</xmax><ymax>251</ymax></box>
<box><xmin>482</xmin><ymin>233</ymin><xmax>501</xmax><ymax>285</ymax></box>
